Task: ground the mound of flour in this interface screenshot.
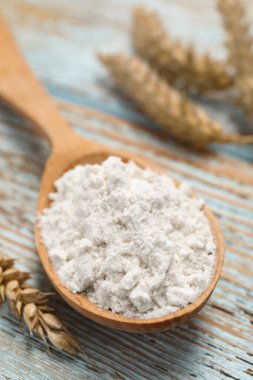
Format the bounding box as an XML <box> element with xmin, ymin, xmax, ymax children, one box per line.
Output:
<box><xmin>40</xmin><ymin>156</ymin><xmax>216</xmax><ymax>318</ymax></box>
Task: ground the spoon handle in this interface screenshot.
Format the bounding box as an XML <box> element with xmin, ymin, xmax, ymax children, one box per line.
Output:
<box><xmin>0</xmin><ymin>14</ymin><xmax>78</xmax><ymax>151</ymax></box>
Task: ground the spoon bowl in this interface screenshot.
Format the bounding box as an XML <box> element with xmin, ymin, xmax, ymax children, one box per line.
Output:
<box><xmin>37</xmin><ymin>149</ymin><xmax>224</xmax><ymax>333</ymax></box>
<box><xmin>0</xmin><ymin>15</ymin><xmax>224</xmax><ymax>332</ymax></box>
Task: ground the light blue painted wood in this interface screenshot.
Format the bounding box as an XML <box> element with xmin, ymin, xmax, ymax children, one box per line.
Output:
<box><xmin>0</xmin><ymin>1</ymin><xmax>253</xmax><ymax>379</ymax></box>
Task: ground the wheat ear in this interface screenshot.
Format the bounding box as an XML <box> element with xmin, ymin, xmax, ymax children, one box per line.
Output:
<box><xmin>98</xmin><ymin>53</ymin><xmax>253</xmax><ymax>147</ymax></box>
<box><xmin>132</xmin><ymin>7</ymin><xmax>233</xmax><ymax>94</ymax></box>
<box><xmin>218</xmin><ymin>0</ymin><xmax>253</xmax><ymax>122</ymax></box>
<box><xmin>218</xmin><ymin>0</ymin><xmax>253</xmax><ymax>77</ymax></box>
<box><xmin>0</xmin><ymin>253</ymin><xmax>82</xmax><ymax>355</ymax></box>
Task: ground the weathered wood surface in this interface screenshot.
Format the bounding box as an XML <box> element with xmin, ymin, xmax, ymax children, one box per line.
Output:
<box><xmin>0</xmin><ymin>0</ymin><xmax>253</xmax><ymax>379</ymax></box>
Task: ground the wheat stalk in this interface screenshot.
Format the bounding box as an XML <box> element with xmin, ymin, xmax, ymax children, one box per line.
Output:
<box><xmin>0</xmin><ymin>252</ymin><xmax>82</xmax><ymax>355</ymax></box>
<box><xmin>132</xmin><ymin>7</ymin><xmax>233</xmax><ymax>94</ymax></box>
<box><xmin>98</xmin><ymin>53</ymin><xmax>253</xmax><ymax>147</ymax></box>
<box><xmin>218</xmin><ymin>0</ymin><xmax>253</xmax><ymax>121</ymax></box>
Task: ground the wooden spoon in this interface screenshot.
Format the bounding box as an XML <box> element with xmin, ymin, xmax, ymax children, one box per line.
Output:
<box><xmin>0</xmin><ymin>15</ymin><xmax>224</xmax><ymax>332</ymax></box>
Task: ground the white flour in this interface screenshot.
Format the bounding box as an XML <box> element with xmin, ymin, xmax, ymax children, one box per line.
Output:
<box><xmin>40</xmin><ymin>156</ymin><xmax>216</xmax><ymax>318</ymax></box>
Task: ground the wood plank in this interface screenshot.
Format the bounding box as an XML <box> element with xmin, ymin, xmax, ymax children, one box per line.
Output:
<box><xmin>1</xmin><ymin>100</ymin><xmax>253</xmax><ymax>379</ymax></box>
<box><xmin>0</xmin><ymin>0</ymin><xmax>253</xmax><ymax>379</ymax></box>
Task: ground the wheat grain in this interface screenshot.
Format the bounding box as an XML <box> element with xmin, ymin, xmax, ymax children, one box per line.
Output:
<box><xmin>98</xmin><ymin>53</ymin><xmax>253</xmax><ymax>146</ymax></box>
<box><xmin>132</xmin><ymin>7</ymin><xmax>233</xmax><ymax>94</ymax></box>
<box><xmin>0</xmin><ymin>252</ymin><xmax>82</xmax><ymax>355</ymax></box>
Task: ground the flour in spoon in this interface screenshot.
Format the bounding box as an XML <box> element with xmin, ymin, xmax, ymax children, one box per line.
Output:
<box><xmin>39</xmin><ymin>156</ymin><xmax>216</xmax><ymax>318</ymax></box>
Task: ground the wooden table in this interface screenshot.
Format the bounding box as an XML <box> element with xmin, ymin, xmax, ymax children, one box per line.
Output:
<box><xmin>0</xmin><ymin>1</ymin><xmax>252</xmax><ymax>379</ymax></box>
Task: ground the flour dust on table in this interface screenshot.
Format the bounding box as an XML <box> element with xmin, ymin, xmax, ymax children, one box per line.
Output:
<box><xmin>39</xmin><ymin>156</ymin><xmax>216</xmax><ymax>318</ymax></box>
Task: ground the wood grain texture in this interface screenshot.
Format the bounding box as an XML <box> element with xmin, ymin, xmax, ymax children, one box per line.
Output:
<box><xmin>0</xmin><ymin>0</ymin><xmax>253</xmax><ymax>379</ymax></box>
